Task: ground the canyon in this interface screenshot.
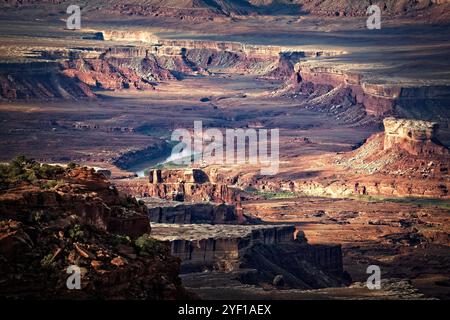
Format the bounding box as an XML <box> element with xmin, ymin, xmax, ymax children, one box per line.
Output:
<box><xmin>151</xmin><ymin>223</ymin><xmax>347</xmax><ymax>288</ymax></box>
<box><xmin>0</xmin><ymin>0</ymin><xmax>449</xmax><ymax>300</ymax></box>
<box><xmin>2</xmin><ymin>29</ymin><xmax>450</xmax><ymax>125</ymax></box>
<box><xmin>231</xmin><ymin>116</ymin><xmax>450</xmax><ymax>199</ymax></box>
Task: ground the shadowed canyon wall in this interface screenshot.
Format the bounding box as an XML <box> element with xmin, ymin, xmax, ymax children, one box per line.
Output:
<box><xmin>151</xmin><ymin>223</ymin><xmax>347</xmax><ymax>288</ymax></box>
<box><xmin>291</xmin><ymin>64</ymin><xmax>450</xmax><ymax>121</ymax></box>
<box><xmin>2</xmin><ymin>33</ymin><xmax>449</xmax><ymax>129</ymax></box>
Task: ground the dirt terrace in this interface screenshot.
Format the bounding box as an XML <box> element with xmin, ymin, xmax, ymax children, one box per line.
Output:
<box><xmin>243</xmin><ymin>196</ymin><xmax>450</xmax><ymax>298</ymax></box>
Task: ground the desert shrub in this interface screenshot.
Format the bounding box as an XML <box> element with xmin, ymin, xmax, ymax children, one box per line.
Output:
<box><xmin>41</xmin><ymin>180</ymin><xmax>58</xmax><ymax>189</ymax></box>
<box><xmin>67</xmin><ymin>162</ymin><xmax>78</xmax><ymax>170</ymax></box>
<box><xmin>10</xmin><ymin>155</ymin><xmax>34</xmax><ymax>169</ymax></box>
<box><xmin>0</xmin><ymin>162</ymin><xmax>26</xmax><ymax>188</ymax></box>
<box><xmin>134</xmin><ymin>234</ymin><xmax>165</xmax><ymax>255</ymax></box>
<box><xmin>38</xmin><ymin>163</ymin><xmax>64</xmax><ymax>179</ymax></box>
<box><xmin>0</xmin><ymin>156</ymin><xmax>65</xmax><ymax>189</ymax></box>
<box><xmin>67</xmin><ymin>224</ymin><xmax>85</xmax><ymax>240</ymax></box>
<box><xmin>247</xmin><ymin>189</ymin><xmax>297</xmax><ymax>200</ymax></box>
<box><xmin>0</xmin><ymin>166</ymin><xmax>9</xmax><ymax>188</ymax></box>
<box><xmin>40</xmin><ymin>253</ymin><xmax>56</xmax><ymax>269</ymax></box>
<box><xmin>113</xmin><ymin>234</ymin><xmax>132</xmax><ymax>246</ymax></box>
<box><xmin>26</xmin><ymin>170</ymin><xmax>38</xmax><ymax>184</ymax></box>
<box><xmin>244</xmin><ymin>186</ymin><xmax>258</xmax><ymax>193</ymax></box>
<box><xmin>31</xmin><ymin>211</ymin><xmax>44</xmax><ymax>224</ymax></box>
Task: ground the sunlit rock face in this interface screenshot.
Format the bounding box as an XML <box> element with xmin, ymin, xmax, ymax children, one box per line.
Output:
<box><xmin>149</xmin><ymin>169</ymin><xmax>209</xmax><ymax>184</ymax></box>
<box><xmin>145</xmin><ymin>169</ymin><xmax>242</xmax><ymax>206</ymax></box>
<box><xmin>100</xmin><ymin>30</ymin><xmax>160</xmax><ymax>44</ymax></box>
<box><xmin>383</xmin><ymin>117</ymin><xmax>448</xmax><ymax>155</ymax></box>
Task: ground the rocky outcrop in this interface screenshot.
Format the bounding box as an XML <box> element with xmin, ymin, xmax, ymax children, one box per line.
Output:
<box><xmin>149</xmin><ymin>168</ymin><xmax>209</xmax><ymax>184</ymax></box>
<box><xmin>0</xmin><ymin>45</ymin><xmax>178</xmax><ymax>100</ymax></box>
<box><xmin>158</xmin><ymin>40</ymin><xmax>281</xmax><ymax>57</ymax></box>
<box><xmin>101</xmin><ymin>2</ymin><xmax>230</xmax><ymax>22</ymax></box>
<box><xmin>290</xmin><ymin>64</ymin><xmax>450</xmax><ymax>119</ymax></box>
<box><xmin>150</xmin><ymin>177</ymin><xmax>241</xmax><ymax>205</ymax></box>
<box><xmin>141</xmin><ymin>197</ymin><xmax>240</xmax><ymax>224</ymax></box>
<box><xmin>383</xmin><ymin>117</ymin><xmax>448</xmax><ymax>155</ymax></box>
<box><xmin>164</xmin><ymin>224</ymin><xmax>295</xmax><ymax>272</ymax></box>
<box><xmin>0</xmin><ymin>218</ymin><xmax>192</xmax><ymax>299</ymax></box>
<box><xmin>0</xmin><ymin>163</ymin><xmax>150</xmax><ymax>237</ymax></box>
<box><xmin>116</xmin><ymin>177</ymin><xmax>242</xmax><ymax>205</ymax></box>
<box><xmin>149</xmin><ymin>40</ymin><xmax>285</xmax><ymax>76</ymax></box>
<box><xmin>305</xmin><ymin>117</ymin><xmax>450</xmax><ymax>198</ymax></box>
<box><xmin>0</xmin><ymin>160</ymin><xmax>193</xmax><ymax>299</ymax></box>
<box><xmin>0</xmin><ymin>62</ymin><xmax>95</xmax><ymax>100</ymax></box>
<box><xmin>61</xmin><ymin>58</ymin><xmax>155</xmax><ymax>91</ymax></box>
<box><xmin>100</xmin><ymin>30</ymin><xmax>160</xmax><ymax>44</ymax></box>
<box><xmin>9</xmin><ymin>0</ymin><xmax>449</xmax><ymax>22</ymax></box>
<box><xmin>296</xmin><ymin>0</ymin><xmax>450</xmax><ymax>21</ymax></box>
<box><xmin>115</xmin><ymin>169</ymin><xmax>242</xmax><ymax>206</ymax></box>
<box><xmin>237</xmin><ymin>117</ymin><xmax>449</xmax><ymax>199</ymax></box>
<box><xmin>344</xmin><ymin>117</ymin><xmax>449</xmax><ymax>167</ymax></box>
<box><xmin>151</xmin><ymin>223</ymin><xmax>348</xmax><ymax>288</ymax></box>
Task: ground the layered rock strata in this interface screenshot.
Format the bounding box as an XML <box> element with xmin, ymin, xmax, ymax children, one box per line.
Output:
<box><xmin>235</xmin><ymin>117</ymin><xmax>450</xmax><ymax>199</ymax></box>
<box><xmin>291</xmin><ymin>64</ymin><xmax>450</xmax><ymax>118</ymax></box>
<box><xmin>115</xmin><ymin>169</ymin><xmax>242</xmax><ymax>207</ymax></box>
<box><xmin>3</xmin><ymin>33</ymin><xmax>449</xmax><ymax>124</ymax></box>
<box><xmin>0</xmin><ymin>160</ymin><xmax>192</xmax><ymax>299</ymax></box>
<box><xmin>151</xmin><ymin>223</ymin><xmax>347</xmax><ymax>288</ymax></box>
<box><xmin>141</xmin><ymin>197</ymin><xmax>239</xmax><ymax>224</ymax></box>
<box><xmin>383</xmin><ymin>117</ymin><xmax>448</xmax><ymax>155</ymax></box>
<box><xmin>0</xmin><ymin>166</ymin><xmax>151</xmax><ymax>237</ymax></box>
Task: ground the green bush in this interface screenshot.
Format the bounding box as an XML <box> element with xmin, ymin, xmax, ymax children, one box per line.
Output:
<box><xmin>67</xmin><ymin>224</ymin><xmax>85</xmax><ymax>240</ymax></box>
<box><xmin>113</xmin><ymin>234</ymin><xmax>132</xmax><ymax>246</ymax></box>
<box><xmin>39</xmin><ymin>163</ymin><xmax>64</xmax><ymax>179</ymax></box>
<box><xmin>0</xmin><ymin>156</ymin><xmax>65</xmax><ymax>189</ymax></box>
<box><xmin>41</xmin><ymin>180</ymin><xmax>58</xmax><ymax>189</ymax></box>
<box><xmin>135</xmin><ymin>234</ymin><xmax>165</xmax><ymax>254</ymax></box>
<box><xmin>40</xmin><ymin>253</ymin><xmax>56</xmax><ymax>269</ymax></box>
<box><xmin>67</xmin><ymin>162</ymin><xmax>78</xmax><ymax>170</ymax></box>
<box><xmin>31</xmin><ymin>211</ymin><xmax>44</xmax><ymax>224</ymax></box>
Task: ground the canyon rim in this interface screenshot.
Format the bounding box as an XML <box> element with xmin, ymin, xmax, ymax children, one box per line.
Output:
<box><xmin>0</xmin><ymin>0</ymin><xmax>449</xmax><ymax>306</ymax></box>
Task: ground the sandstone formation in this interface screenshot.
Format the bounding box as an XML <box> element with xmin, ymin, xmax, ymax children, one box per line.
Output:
<box><xmin>0</xmin><ymin>62</ymin><xmax>95</xmax><ymax>100</ymax></box>
<box><xmin>141</xmin><ymin>197</ymin><xmax>240</xmax><ymax>224</ymax></box>
<box><xmin>383</xmin><ymin>117</ymin><xmax>447</xmax><ymax>155</ymax></box>
<box><xmin>115</xmin><ymin>169</ymin><xmax>242</xmax><ymax>207</ymax></box>
<box><xmin>242</xmin><ymin>196</ymin><xmax>450</xmax><ymax>299</ymax></box>
<box><xmin>100</xmin><ymin>30</ymin><xmax>160</xmax><ymax>44</ymax></box>
<box><xmin>229</xmin><ymin>117</ymin><xmax>450</xmax><ymax>199</ymax></box>
<box><xmin>297</xmin><ymin>0</ymin><xmax>450</xmax><ymax>21</ymax></box>
<box><xmin>340</xmin><ymin>117</ymin><xmax>447</xmax><ymax>198</ymax></box>
<box><xmin>336</xmin><ymin>117</ymin><xmax>449</xmax><ymax>178</ymax></box>
<box><xmin>0</xmin><ymin>40</ymin><xmax>283</xmax><ymax>100</ymax></box>
<box><xmin>289</xmin><ymin>63</ymin><xmax>450</xmax><ymax>118</ymax></box>
<box><xmin>0</xmin><ymin>158</ymin><xmax>192</xmax><ymax>299</ymax></box>
<box><xmin>0</xmin><ymin>0</ymin><xmax>449</xmax><ymax>301</ymax></box>
<box><xmin>0</xmin><ymin>163</ymin><xmax>151</xmax><ymax>237</ymax></box>
<box><xmin>151</xmin><ymin>223</ymin><xmax>348</xmax><ymax>288</ymax></box>
<box><xmin>116</xmin><ymin>169</ymin><xmax>349</xmax><ymax>290</ymax></box>
<box><xmin>2</xmin><ymin>30</ymin><xmax>449</xmax><ymax>128</ymax></box>
<box><xmin>0</xmin><ymin>218</ymin><xmax>192</xmax><ymax>299</ymax></box>
<box><xmin>149</xmin><ymin>168</ymin><xmax>209</xmax><ymax>184</ymax></box>
<box><xmin>61</xmin><ymin>57</ymin><xmax>155</xmax><ymax>91</ymax></box>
